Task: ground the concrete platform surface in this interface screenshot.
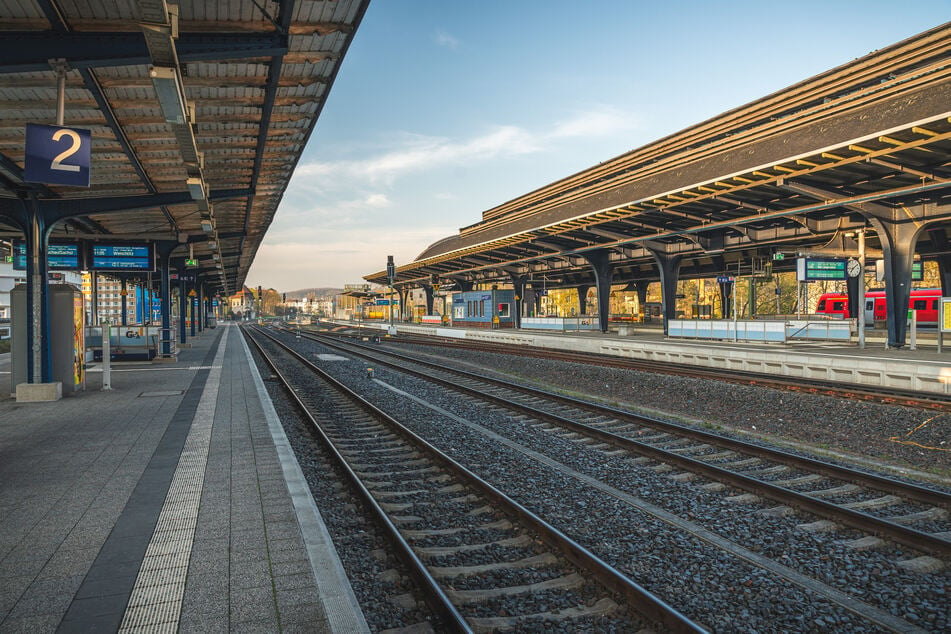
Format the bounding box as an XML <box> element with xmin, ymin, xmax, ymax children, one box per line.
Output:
<box><xmin>0</xmin><ymin>324</ymin><xmax>366</xmax><ymax>633</ymax></box>
<box><xmin>358</xmin><ymin>321</ymin><xmax>951</xmax><ymax>396</ymax></box>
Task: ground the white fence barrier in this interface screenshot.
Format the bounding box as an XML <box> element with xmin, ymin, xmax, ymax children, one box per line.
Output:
<box><xmin>668</xmin><ymin>319</ymin><xmax>853</xmax><ymax>343</ymax></box>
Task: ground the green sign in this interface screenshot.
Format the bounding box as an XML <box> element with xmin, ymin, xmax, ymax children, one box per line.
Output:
<box><xmin>797</xmin><ymin>257</ymin><xmax>847</xmax><ymax>281</ymax></box>
<box><xmin>773</xmin><ymin>253</ymin><xmax>784</xmax><ymax>261</ymax></box>
<box><xmin>185</xmin><ymin>258</ymin><xmax>198</xmax><ymax>267</ymax></box>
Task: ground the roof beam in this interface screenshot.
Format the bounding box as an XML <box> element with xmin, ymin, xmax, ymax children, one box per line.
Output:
<box><xmin>0</xmin><ymin>32</ymin><xmax>288</xmax><ymax>74</ymax></box>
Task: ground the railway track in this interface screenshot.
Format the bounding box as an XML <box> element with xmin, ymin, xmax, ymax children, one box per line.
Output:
<box><xmin>345</xmin><ymin>328</ymin><xmax>950</xmax><ymax>412</ymax></box>
<box><xmin>301</xmin><ymin>329</ymin><xmax>951</xmax><ymax>561</ymax></box>
<box><xmin>243</xmin><ymin>326</ymin><xmax>703</xmax><ymax>633</ymax></box>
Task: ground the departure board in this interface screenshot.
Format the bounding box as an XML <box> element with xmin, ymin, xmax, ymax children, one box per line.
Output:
<box><xmin>89</xmin><ymin>243</ymin><xmax>154</xmax><ymax>271</ymax></box>
<box><xmin>12</xmin><ymin>240</ymin><xmax>80</xmax><ymax>271</ymax></box>
<box><xmin>797</xmin><ymin>257</ymin><xmax>847</xmax><ymax>282</ymax></box>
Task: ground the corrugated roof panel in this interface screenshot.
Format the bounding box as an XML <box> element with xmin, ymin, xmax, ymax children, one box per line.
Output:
<box><xmin>0</xmin><ymin>0</ymin><xmax>370</xmax><ymax>296</ymax></box>
<box><xmin>0</xmin><ymin>0</ymin><xmax>47</xmax><ymax>19</ymax></box>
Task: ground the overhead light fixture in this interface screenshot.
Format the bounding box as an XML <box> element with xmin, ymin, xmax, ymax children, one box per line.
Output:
<box><xmin>200</xmin><ymin>219</ymin><xmax>214</xmax><ymax>233</ymax></box>
<box><xmin>212</xmin><ymin>253</ymin><xmax>220</xmax><ymax>261</ymax></box>
<box><xmin>186</xmin><ymin>177</ymin><xmax>206</xmax><ymax>200</ymax></box>
<box><xmin>207</xmin><ymin>241</ymin><xmax>217</xmax><ymax>251</ymax></box>
<box><xmin>149</xmin><ymin>65</ymin><xmax>188</xmax><ymax>125</ymax></box>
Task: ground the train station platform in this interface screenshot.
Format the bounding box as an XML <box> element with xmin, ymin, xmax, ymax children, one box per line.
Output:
<box><xmin>0</xmin><ymin>324</ymin><xmax>368</xmax><ymax>633</ymax></box>
<box><xmin>351</xmin><ymin>320</ymin><xmax>951</xmax><ymax>397</ymax></box>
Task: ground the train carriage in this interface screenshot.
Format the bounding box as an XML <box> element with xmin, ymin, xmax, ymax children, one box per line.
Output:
<box><xmin>815</xmin><ymin>288</ymin><xmax>941</xmax><ymax>326</ymax></box>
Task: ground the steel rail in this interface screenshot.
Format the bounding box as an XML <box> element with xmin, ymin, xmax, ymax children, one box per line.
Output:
<box><xmin>249</xmin><ymin>326</ymin><xmax>705</xmax><ymax>633</ymax></box>
<box><xmin>307</xmin><ymin>331</ymin><xmax>951</xmax><ymax>558</ymax></box>
<box><xmin>243</xmin><ymin>326</ymin><xmax>471</xmax><ymax>633</ymax></box>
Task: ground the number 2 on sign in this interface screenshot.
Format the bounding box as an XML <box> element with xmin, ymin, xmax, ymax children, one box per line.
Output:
<box><xmin>50</xmin><ymin>129</ymin><xmax>81</xmax><ymax>172</ymax></box>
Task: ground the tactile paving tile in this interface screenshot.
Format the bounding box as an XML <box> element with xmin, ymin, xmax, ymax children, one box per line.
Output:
<box><xmin>119</xmin><ymin>336</ymin><xmax>227</xmax><ymax>632</ymax></box>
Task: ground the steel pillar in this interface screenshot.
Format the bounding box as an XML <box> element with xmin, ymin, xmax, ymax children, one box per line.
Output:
<box><xmin>846</xmin><ymin>274</ymin><xmax>859</xmax><ymax>321</ymax></box>
<box><xmin>120</xmin><ymin>276</ymin><xmax>128</xmax><ymax>326</ymax></box>
<box><xmin>178</xmin><ymin>272</ymin><xmax>187</xmax><ymax>345</ymax></box>
<box><xmin>397</xmin><ymin>287</ymin><xmax>408</xmax><ymax>321</ymax></box>
<box><xmin>575</xmin><ymin>284</ymin><xmax>592</xmax><ymax>316</ymax></box>
<box><xmin>649</xmin><ymin>250</ymin><xmax>683</xmax><ymax>335</ymax></box>
<box><xmin>718</xmin><ymin>281</ymin><xmax>733</xmax><ymax>319</ymax></box>
<box><xmin>23</xmin><ymin>197</ymin><xmax>53</xmax><ymax>382</ymax></box>
<box><xmin>635</xmin><ymin>283</ymin><xmax>648</xmax><ymax>320</ymax></box>
<box><xmin>866</xmin><ymin>217</ymin><xmax>925</xmax><ymax>348</ymax></box>
<box><xmin>423</xmin><ymin>285</ymin><xmax>435</xmax><ymax>316</ymax></box>
<box><xmin>580</xmin><ymin>250</ymin><xmax>613</xmax><ymax>333</ymax></box>
<box><xmin>155</xmin><ymin>243</ymin><xmax>177</xmax><ymax>356</ymax></box>
<box><xmin>507</xmin><ymin>273</ymin><xmax>527</xmax><ymax>329</ymax></box>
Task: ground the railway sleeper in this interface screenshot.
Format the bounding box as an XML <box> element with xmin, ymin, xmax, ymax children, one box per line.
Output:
<box><xmin>771</xmin><ymin>473</ymin><xmax>824</xmax><ymax>487</ymax></box>
<box><xmin>449</xmin><ymin>494</ymin><xmax>481</xmax><ymax>504</ymax></box>
<box><xmin>669</xmin><ymin>443</ymin><xmax>713</xmax><ymax>455</ymax></box>
<box><xmin>445</xmin><ymin>572</ymin><xmax>584</xmax><ymax>604</ymax></box>
<box><xmin>356</xmin><ymin>466</ymin><xmax>441</xmax><ymax>479</ymax></box>
<box><xmin>841</xmin><ymin>495</ymin><xmax>903</xmax><ymax>510</ymax></box>
<box><xmin>401</xmin><ymin>519</ymin><xmax>513</xmax><ymax>539</ymax></box>
<box><xmin>757</xmin><ymin>505</ymin><xmax>796</xmax><ymax>518</ymax></box>
<box><xmin>896</xmin><ymin>555</ymin><xmax>946</xmax><ymax>574</ymax></box>
<box><xmin>725</xmin><ymin>493</ymin><xmax>761</xmax><ymax>504</ymax></box>
<box><xmin>842</xmin><ymin>535</ymin><xmax>887</xmax><ymax>551</ymax></box>
<box><xmin>797</xmin><ymin>519</ymin><xmax>840</xmax><ymax>533</ymax></box>
<box><xmin>886</xmin><ymin>507</ymin><xmax>947</xmax><ymax>524</ymax></box>
<box><xmin>429</xmin><ymin>552</ymin><xmax>559</xmax><ymax>578</ymax></box>
<box><xmin>414</xmin><ymin>535</ymin><xmax>533</xmax><ymax>557</ymax></box>
<box><xmin>716</xmin><ymin>457</ymin><xmax>762</xmax><ymax>469</ymax></box>
<box><xmin>670</xmin><ymin>472</ymin><xmax>699</xmax><ymax>483</ymax></box>
<box><xmin>802</xmin><ymin>484</ymin><xmax>861</xmax><ymax>499</ymax></box>
<box><xmin>743</xmin><ymin>465</ymin><xmax>791</xmax><ymax>478</ymax></box>
<box><xmin>465</xmin><ymin>597</ymin><xmax>620</xmax><ymax>634</ymax></box>
<box><xmin>697</xmin><ymin>450</ymin><xmax>736</xmax><ymax>461</ymax></box>
<box><xmin>356</xmin><ymin>444</ymin><xmax>417</xmax><ymax>455</ymax></box>
<box><xmin>633</xmin><ymin>432</ymin><xmax>670</xmax><ymax>442</ymax></box>
<box><xmin>371</xmin><ymin>488</ymin><xmax>427</xmax><ymax>499</ymax></box>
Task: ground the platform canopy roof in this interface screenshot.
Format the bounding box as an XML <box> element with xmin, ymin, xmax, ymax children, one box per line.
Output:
<box><xmin>0</xmin><ymin>0</ymin><xmax>369</xmax><ymax>296</ymax></box>
<box><xmin>367</xmin><ymin>24</ymin><xmax>951</xmax><ymax>291</ymax></box>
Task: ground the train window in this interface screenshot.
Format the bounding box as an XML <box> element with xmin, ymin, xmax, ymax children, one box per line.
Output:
<box><xmin>816</xmin><ymin>299</ymin><xmax>827</xmax><ymax>310</ymax></box>
<box><xmin>933</xmin><ymin>300</ymin><xmax>939</xmax><ymax>310</ymax></box>
<box><xmin>832</xmin><ymin>301</ymin><xmax>845</xmax><ymax>311</ymax></box>
<box><xmin>865</xmin><ymin>300</ymin><xmax>874</xmax><ymax>310</ymax></box>
<box><xmin>913</xmin><ymin>300</ymin><xmax>926</xmax><ymax>310</ymax></box>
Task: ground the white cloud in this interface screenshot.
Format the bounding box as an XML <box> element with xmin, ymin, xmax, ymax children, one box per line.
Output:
<box><xmin>549</xmin><ymin>105</ymin><xmax>640</xmax><ymax>139</ymax></box>
<box><xmin>294</xmin><ymin>125</ymin><xmax>539</xmax><ymax>187</ymax></box>
<box><xmin>364</xmin><ymin>193</ymin><xmax>390</xmax><ymax>208</ymax></box>
<box><xmin>256</xmin><ymin>107</ymin><xmax>644</xmax><ymax>288</ymax></box>
<box><xmin>433</xmin><ymin>29</ymin><xmax>460</xmax><ymax>49</ymax></box>
<box><xmin>248</xmin><ymin>226</ymin><xmax>451</xmax><ymax>290</ymax></box>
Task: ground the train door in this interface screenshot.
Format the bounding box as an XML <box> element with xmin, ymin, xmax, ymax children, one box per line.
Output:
<box><xmin>864</xmin><ymin>298</ymin><xmax>875</xmax><ymax>324</ymax></box>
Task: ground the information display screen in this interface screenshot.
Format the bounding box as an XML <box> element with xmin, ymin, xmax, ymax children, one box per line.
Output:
<box><xmin>797</xmin><ymin>257</ymin><xmax>847</xmax><ymax>282</ymax></box>
<box><xmin>89</xmin><ymin>243</ymin><xmax>154</xmax><ymax>271</ymax></box>
<box><xmin>12</xmin><ymin>240</ymin><xmax>80</xmax><ymax>271</ymax></box>
<box><xmin>941</xmin><ymin>298</ymin><xmax>951</xmax><ymax>333</ymax></box>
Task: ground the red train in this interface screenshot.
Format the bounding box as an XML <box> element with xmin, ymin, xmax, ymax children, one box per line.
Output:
<box><xmin>815</xmin><ymin>288</ymin><xmax>942</xmax><ymax>326</ymax></box>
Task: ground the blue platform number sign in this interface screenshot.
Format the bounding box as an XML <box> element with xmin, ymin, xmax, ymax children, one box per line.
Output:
<box><xmin>24</xmin><ymin>123</ymin><xmax>91</xmax><ymax>187</ymax></box>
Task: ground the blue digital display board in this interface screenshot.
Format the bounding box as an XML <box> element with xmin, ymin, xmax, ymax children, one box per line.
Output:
<box><xmin>89</xmin><ymin>243</ymin><xmax>154</xmax><ymax>271</ymax></box>
<box><xmin>12</xmin><ymin>240</ymin><xmax>80</xmax><ymax>271</ymax></box>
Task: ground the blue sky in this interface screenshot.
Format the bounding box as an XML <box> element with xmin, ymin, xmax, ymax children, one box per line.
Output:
<box><xmin>246</xmin><ymin>1</ymin><xmax>950</xmax><ymax>291</ymax></box>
